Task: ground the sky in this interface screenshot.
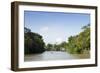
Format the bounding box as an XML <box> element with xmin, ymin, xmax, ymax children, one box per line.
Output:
<box><xmin>24</xmin><ymin>11</ymin><xmax>90</xmax><ymax>45</ymax></box>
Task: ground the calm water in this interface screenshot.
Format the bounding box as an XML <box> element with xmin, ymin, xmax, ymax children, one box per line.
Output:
<box><xmin>24</xmin><ymin>51</ymin><xmax>80</xmax><ymax>61</ymax></box>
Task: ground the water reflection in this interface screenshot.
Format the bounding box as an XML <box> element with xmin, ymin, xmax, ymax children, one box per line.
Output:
<box><xmin>24</xmin><ymin>51</ymin><xmax>79</xmax><ymax>61</ymax></box>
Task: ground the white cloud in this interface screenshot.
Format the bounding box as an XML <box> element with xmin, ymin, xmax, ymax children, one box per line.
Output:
<box><xmin>55</xmin><ymin>38</ymin><xmax>63</xmax><ymax>44</ymax></box>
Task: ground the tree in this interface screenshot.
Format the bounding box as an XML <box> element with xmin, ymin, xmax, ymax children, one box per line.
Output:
<box><xmin>24</xmin><ymin>27</ymin><xmax>31</xmax><ymax>33</ymax></box>
<box><xmin>46</xmin><ymin>44</ymin><xmax>53</xmax><ymax>51</ymax></box>
<box><xmin>66</xmin><ymin>24</ymin><xmax>90</xmax><ymax>54</ymax></box>
<box><xmin>24</xmin><ymin>27</ymin><xmax>46</xmax><ymax>54</ymax></box>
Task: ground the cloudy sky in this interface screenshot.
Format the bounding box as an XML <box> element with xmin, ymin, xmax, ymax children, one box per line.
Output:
<box><xmin>24</xmin><ymin>11</ymin><xmax>90</xmax><ymax>44</ymax></box>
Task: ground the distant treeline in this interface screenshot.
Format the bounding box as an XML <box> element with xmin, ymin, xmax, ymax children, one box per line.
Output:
<box><xmin>24</xmin><ymin>24</ymin><xmax>90</xmax><ymax>54</ymax></box>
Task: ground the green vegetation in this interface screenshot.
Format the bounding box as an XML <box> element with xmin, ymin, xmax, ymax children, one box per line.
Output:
<box><xmin>45</xmin><ymin>24</ymin><xmax>90</xmax><ymax>54</ymax></box>
<box><xmin>45</xmin><ymin>42</ymin><xmax>67</xmax><ymax>51</ymax></box>
<box><xmin>24</xmin><ymin>27</ymin><xmax>45</xmax><ymax>54</ymax></box>
<box><xmin>66</xmin><ymin>24</ymin><xmax>90</xmax><ymax>54</ymax></box>
<box><xmin>25</xmin><ymin>24</ymin><xmax>90</xmax><ymax>55</ymax></box>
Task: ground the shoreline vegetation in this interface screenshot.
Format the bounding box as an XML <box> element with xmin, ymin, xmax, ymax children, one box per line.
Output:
<box><xmin>24</xmin><ymin>24</ymin><xmax>90</xmax><ymax>59</ymax></box>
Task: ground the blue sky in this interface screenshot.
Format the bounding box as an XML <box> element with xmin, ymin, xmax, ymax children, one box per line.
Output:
<box><xmin>24</xmin><ymin>11</ymin><xmax>90</xmax><ymax>44</ymax></box>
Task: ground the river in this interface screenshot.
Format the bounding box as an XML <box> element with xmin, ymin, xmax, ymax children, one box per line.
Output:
<box><xmin>24</xmin><ymin>51</ymin><xmax>90</xmax><ymax>61</ymax></box>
